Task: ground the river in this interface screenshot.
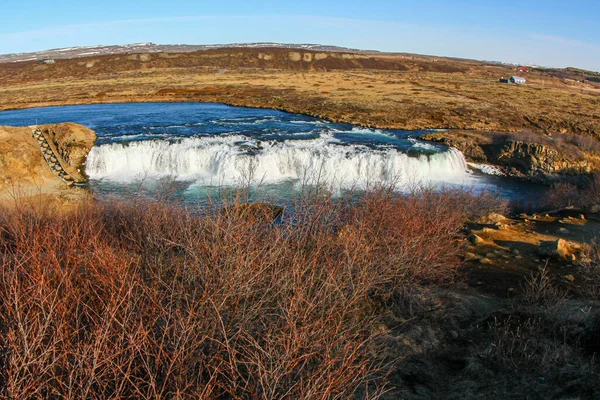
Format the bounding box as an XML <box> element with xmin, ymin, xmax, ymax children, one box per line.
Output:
<box><xmin>0</xmin><ymin>102</ymin><xmax>541</xmax><ymax>203</ymax></box>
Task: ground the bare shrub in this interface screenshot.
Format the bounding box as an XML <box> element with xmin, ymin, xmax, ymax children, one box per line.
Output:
<box><xmin>537</xmin><ymin>173</ymin><xmax>600</xmax><ymax>210</ymax></box>
<box><xmin>520</xmin><ymin>266</ymin><xmax>567</xmax><ymax>313</ymax></box>
<box><xmin>483</xmin><ymin>314</ymin><xmax>576</xmax><ymax>373</ymax></box>
<box><xmin>579</xmin><ymin>240</ymin><xmax>600</xmax><ymax>299</ymax></box>
<box><xmin>563</xmin><ymin>133</ymin><xmax>600</xmax><ymax>153</ymax></box>
<box><xmin>545</xmin><ymin>182</ymin><xmax>581</xmax><ymax>209</ymax></box>
<box><xmin>0</xmin><ymin>188</ymin><xmax>493</xmax><ymax>398</ymax></box>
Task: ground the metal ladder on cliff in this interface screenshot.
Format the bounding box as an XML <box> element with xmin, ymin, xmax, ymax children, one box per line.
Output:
<box><xmin>32</xmin><ymin>128</ymin><xmax>75</xmax><ymax>185</ymax></box>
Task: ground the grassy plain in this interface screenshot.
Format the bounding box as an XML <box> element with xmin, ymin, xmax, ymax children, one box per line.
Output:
<box><xmin>0</xmin><ymin>48</ymin><xmax>599</xmax><ymax>137</ymax></box>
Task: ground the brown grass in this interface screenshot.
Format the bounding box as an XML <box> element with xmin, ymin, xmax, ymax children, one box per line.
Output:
<box><xmin>1</xmin><ymin>48</ymin><xmax>599</xmax><ymax>137</ymax></box>
<box><xmin>0</xmin><ymin>188</ymin><xmax>488</xmax><ymax>398</ymax></box>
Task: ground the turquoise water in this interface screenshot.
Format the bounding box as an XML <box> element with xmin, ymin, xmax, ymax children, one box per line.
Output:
<box><xmin>0</xmin><ymin>102</ymin><xmax>540</xmax><ymax>203</ymax></box>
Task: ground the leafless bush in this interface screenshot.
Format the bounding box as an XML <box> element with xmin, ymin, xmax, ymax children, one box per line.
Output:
<box><xmin>520</xmin><ymin>266</ymin><xmax>567</xmax><ymax>313</ymax></box>
<box><xmin>545</xmin><ymin>181</ymin><xmax>581</xmax><ymax>208</ymax></box>
<box><xmin>537</xmin><ymin>172</ymin><xmax>600</xmax><ymax>210</ymax></box>
<box><xmin>563</xmin><ymin>133</ymin><xmax>600</xmax><ymax>153</ymax></box>
<box><xmin>483</xmin><ymin>314</ymin><xmax>574</xmax><ymax>373</ymax></box>
<box><xmin>578</xmin><ymin>240</ymin><xmax>600</xmax><ymax>299</ymax></box>
<box><xmin>0</xmin><ymin>188</ymin><xmax>494</xmax><ymax>398</ymax></box>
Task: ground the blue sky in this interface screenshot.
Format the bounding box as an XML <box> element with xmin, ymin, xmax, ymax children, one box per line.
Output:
<box><xmin>1</xmin><ymin>0</ymin><xmax>599</xmax><ymax>71</ymax></box>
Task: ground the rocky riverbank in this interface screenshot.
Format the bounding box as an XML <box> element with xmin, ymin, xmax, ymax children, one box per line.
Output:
<box><xmin>420</xmin><ymin>130</ymin><xmax>599</xmax><ymax>184</ymax></box>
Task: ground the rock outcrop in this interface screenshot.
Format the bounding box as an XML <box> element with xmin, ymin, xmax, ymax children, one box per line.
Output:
<box><xmin>0</xmin><ymin>123</ymin><xmax>96</xmax><ymax>204</ymax></box>
<box><xmin>40</xmin><ymin>123</ymin><xmax>96</xmax><ymax>179</ymax></box>
<box><xmin>421</xmin><ymin>130</ymin><xmax>595</xmax><ymax>183</ymax></box>
<box><xmin>538</xmin><ymin>239</ymin><xmax>571</xmax><ymax>260</ymax></box>
<box><xmin>482</xmin><ymin>140</ymin><xmax>590</xmax><ymax>179</ymax></box>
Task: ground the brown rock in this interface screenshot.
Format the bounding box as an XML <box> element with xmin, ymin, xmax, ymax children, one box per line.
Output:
<box><xmin>468</xmin><ymin>234</ymin><xmax>484</xmax><ymax>245</ymax></box>
<box><xmin>483</xmin><ymin>140</ymin><xmax>590</xmax><ymax>179</ymax></box>
<box><xmin>464</xmin><ymin>252</ymin><xmax>479</xmax><ymax>262</ymax></box>
<box><xmin>538</xmin><ymin>239</ymin><xmax>571</xmax><ymax>260</ymax></box>
<box><xmin>487</xmin><ymin>213</ymin><xmax>508</xmax><ymax>223</ymax></box>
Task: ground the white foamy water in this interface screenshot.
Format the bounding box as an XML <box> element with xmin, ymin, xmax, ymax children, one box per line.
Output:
<box><xmin>86</xmin><ymin>135</ymin><xmax>471</xmax><ymax>189</ymax></box>
<box><xmin>468</xmin><ymin>162</ymin><xmax>506</xmax><ymax>176</ymax></box>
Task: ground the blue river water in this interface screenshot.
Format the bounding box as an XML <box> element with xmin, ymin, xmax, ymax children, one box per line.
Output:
<box><xmin>0</xmin><ymin>102</ymin><xmax>540</xmax><ymax>203</ymax></box>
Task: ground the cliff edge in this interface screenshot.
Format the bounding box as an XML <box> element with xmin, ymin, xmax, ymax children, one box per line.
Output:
<box><xmin>0</xmin><ymin>123</ymin><xmax>96</xmax><ymax>209</ymax></box>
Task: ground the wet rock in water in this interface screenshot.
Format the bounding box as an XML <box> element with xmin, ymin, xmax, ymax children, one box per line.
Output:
<box><xmin>478</xmin><ymin>258</ymin><xmax>493</xmax><ymax>265</ymax></box>
<box><xmin>538</xmin><ymin>239</ymin><xmax>571</xmax><ymax>260</ymax></box>
<box><xmin>511</xmin><ymin>248</ymin><xmax>520</xmax><ymax>256</ymax></box>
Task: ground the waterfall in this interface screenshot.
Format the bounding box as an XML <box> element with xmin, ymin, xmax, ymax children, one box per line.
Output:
<box><xmin>86</xmin><ymin>135</ymin><xmax>470</xmax><ymax>189</ymax></box>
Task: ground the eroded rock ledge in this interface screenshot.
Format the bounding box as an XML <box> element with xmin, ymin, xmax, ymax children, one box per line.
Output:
<box><xmin>0</xmin><ymin>123</ymin><xmax>96</xmax><ymax>208</ymax></box>
<box><xmin>421</xmin><ymin>130</ymin><xmax>596</xmax><ymax>183</ymax></box>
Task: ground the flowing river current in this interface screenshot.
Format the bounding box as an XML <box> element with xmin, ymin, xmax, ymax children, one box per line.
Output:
<box><xmin>0</xmin><ymin>102</ymin><xmax>539</xmax><ymax>202</ymax></box>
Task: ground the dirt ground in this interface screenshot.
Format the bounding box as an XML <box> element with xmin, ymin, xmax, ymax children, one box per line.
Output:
<box><xmin>463</xmin><ymin>209</ymin><xmax>600</xmax><ymax>297</ymax></box>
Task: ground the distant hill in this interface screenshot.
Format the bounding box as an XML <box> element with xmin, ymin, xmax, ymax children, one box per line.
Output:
<box><xmin>0</xmin><ymin>43</ymin><xmax>377</xmax><ymax>64</ymax></box>
<box><xmin>533</xmin><ymin>66</ymin><xmax>600</xmax><ymax>87</ymax></box>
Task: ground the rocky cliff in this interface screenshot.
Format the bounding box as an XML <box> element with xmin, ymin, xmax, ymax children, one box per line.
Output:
<box><xmin>421</xmin><ymin>130</ymin><xmax>595</xmax><ymax>183</ymax></box>
<box><xmin>483</xmin><ymin>140</ymin><xmax>590</xmax><ymax>179</ymax></box>
<box><xmin>0</xmin><ymin>123</ymin><xmax>96</xmax><ymax>206</ymax></box>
